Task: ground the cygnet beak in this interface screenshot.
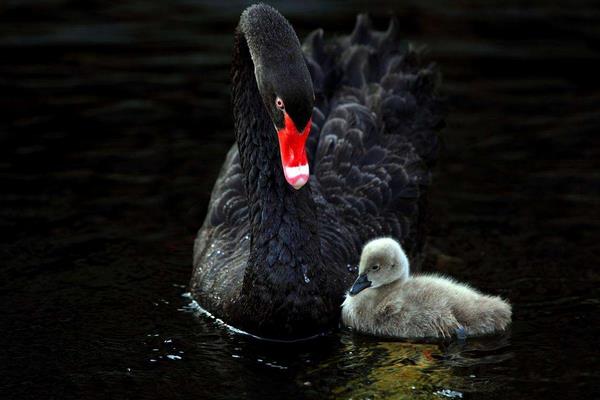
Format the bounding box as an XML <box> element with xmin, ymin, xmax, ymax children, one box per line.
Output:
<box><xmin>349</xmin><ymin>273</ymin><xmax>371</xmax><ymax>296</ymax></box>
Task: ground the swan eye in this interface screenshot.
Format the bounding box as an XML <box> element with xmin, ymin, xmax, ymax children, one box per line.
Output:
<box><xmin>371</xmin><ymin>265</ymin><xmax>380</xmax><ymax>271</ymax></box>
<box><xmin>275</xmin><ymin>97</ymin><xmax>285</xmax><ymax>110</ymax></box>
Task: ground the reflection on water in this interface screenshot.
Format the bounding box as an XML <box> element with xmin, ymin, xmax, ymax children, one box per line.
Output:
<box><xmin>299</xmin><ymin>333</ymin><xmax>513</xmax><ymax>399</ymax></box>
<box><xmin>1</xmin><ymin>0</ymin><xmax>599</xmax><ymax>399</ymax></box>
<box><xmin>309</xmin><ymin>339</ymin><xmax>465</xmax><ymax>399</ymax></box>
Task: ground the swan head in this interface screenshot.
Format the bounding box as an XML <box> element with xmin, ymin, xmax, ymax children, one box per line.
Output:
<box><xmin>349</xmin><ymin>238</ymin><xmax>410</xmax><ymax>296</ymax></box>
<box><xmin>239</xmin><ymin>4</ymin><xmax>315</xmax><ymax>190</ymax></box>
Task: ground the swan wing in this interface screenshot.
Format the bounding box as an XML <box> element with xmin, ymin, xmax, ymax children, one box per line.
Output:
<box><xmin>303</xmin><ymin>16</ymin><xmax>444</xmax><ymax>264</ymax></box>
<box><xmin>192</xmin><ymin>146</ymin><xmax>248</xmax><ymax>298</ymax></box>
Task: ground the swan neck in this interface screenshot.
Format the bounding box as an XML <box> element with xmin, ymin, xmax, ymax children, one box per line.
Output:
<box><xmin>231</xmin><ymin>29</ymin><xmax>322</xmax><ymax>276</ymax></box>
<box><xmin>229</xmin><ymin>29</ymin><xmax>333</xmax><ymax>338</ymax></box>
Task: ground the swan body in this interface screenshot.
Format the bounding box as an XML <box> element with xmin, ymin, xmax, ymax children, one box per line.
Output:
<box><xmin>191</xmin><ymin>4</ymin><xmax>443</xmax><ymax>339</ymax></box>
<box><xmin>342</xmin><ymin>238</ymin><xmax>512</xmax><ymax>338</ymax></box>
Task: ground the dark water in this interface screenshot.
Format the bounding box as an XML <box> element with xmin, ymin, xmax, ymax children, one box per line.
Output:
<box><xmin>1</xmin><ymin>1</ymin><xmax>599</xmax><ymax>399</ymax></box>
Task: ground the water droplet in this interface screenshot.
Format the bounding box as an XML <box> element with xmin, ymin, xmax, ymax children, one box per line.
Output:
<box><xmin>434</xmin><ymin>389</ymin><xmax>463</xmax><ymax>398</ymax></box>
<box><xmin>301</xmin><ymin>264</ymin><xmax>310</xmax><ymax>283</ymax></box>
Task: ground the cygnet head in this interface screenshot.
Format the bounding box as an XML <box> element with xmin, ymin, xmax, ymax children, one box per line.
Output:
<box><xmin>349</xmin><ymin>238</ymin><xmax>410</xmax><ymax>296</ymax></box>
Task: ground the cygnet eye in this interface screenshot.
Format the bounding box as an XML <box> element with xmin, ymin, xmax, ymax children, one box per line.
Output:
<box><xmin>371</xmin><ymin>265</ymin><xmax>380</xmax><ymax>271</ymax></box>
<box><xmin>275</xmin><ymin>97</ymin><xmax>285</xmax><ymax>110</ymax></box>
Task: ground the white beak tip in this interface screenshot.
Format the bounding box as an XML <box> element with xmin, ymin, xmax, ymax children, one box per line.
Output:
<box><xmin>291</xmin><ymin>176</ymin><xmax>308</xmax><ymax>190</ymax></box>
<box><xmin>284</xmin><ymin>164</ymin><xmax>310</xmax><ymax>190</ymax></box>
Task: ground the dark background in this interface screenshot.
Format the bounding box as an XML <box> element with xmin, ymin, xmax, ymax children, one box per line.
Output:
<box><xmin>1</xmin><ymin>1</ymin><xmax>598</xmax><ymax>399</ymax></box>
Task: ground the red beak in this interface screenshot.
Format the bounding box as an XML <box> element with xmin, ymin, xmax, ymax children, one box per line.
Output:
<box><xmin>277</xmin><ymin>113</ymin><xmax>311</xmax><ymax>190</ymax></box>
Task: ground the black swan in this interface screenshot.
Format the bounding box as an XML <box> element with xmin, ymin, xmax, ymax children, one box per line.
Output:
<box><xmin>191</xmin><ymin>4</ymin><xmax>443</xmax><ymax>339</ymax></box>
